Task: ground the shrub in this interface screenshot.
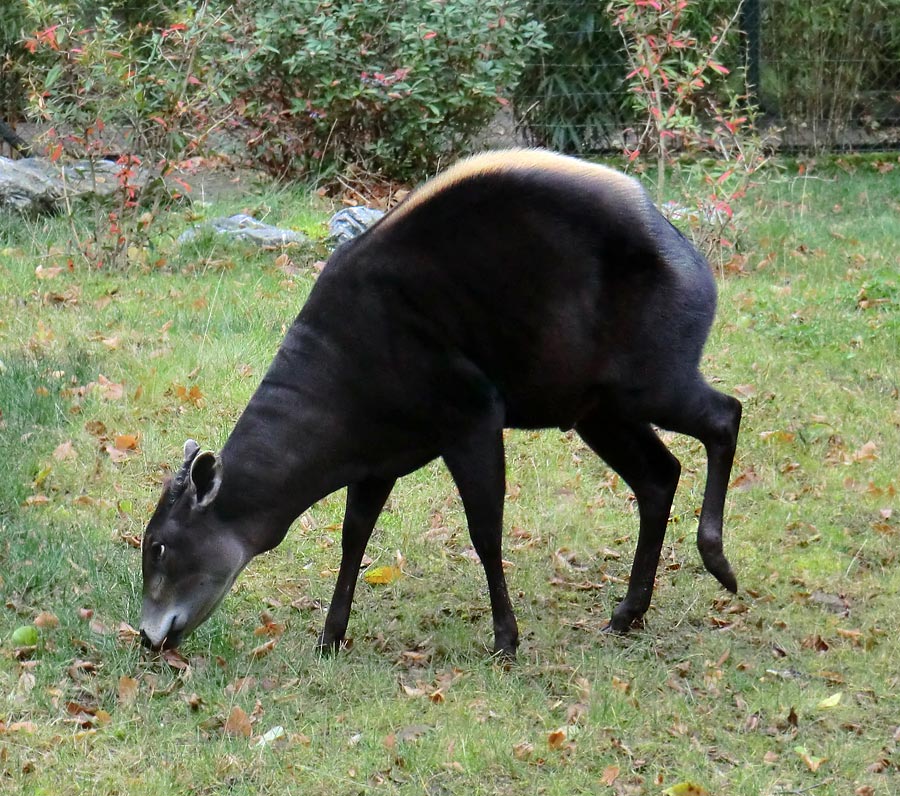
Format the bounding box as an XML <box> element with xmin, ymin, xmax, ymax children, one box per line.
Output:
<box><xmin>514</xmin><ymin>1</ymin><xmax>630</xmax><ymax>153</ymax></box>
<box><xmin>513</xmin><ymin>0</ymin><xmax>739</xmax><ymax>154</ymax></box>
<box><xmin>232</xmin><ymin>0</ymin><xmax>548</xmax><ymax>181</ymax></box>
<box><xmin>611</xmin><ymin>0</ymin><xmax>770</xmax><ymax>270</ymax></box>
<box><xmin>18</xmin><ymin>0</ymin><xmax>242</xmax><ymax>267</ymax></box>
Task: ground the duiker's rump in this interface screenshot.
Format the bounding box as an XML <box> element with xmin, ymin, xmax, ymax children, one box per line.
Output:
<box><xmin>139</xmin><ymin>149</ymin><xmax>742</xmax><ymax>657</ymax></box>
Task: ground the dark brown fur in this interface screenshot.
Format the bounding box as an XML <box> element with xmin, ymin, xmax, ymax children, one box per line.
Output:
<box><xmin>139</xmin><ymin>150</ymin><xmax>742</xmax><ymax>656</ymax></box>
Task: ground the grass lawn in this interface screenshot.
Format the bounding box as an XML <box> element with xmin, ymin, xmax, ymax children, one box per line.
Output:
<box><xmin>1</xmin><ymin>159</ymin><xmax>898</xmax><ymax>795</ymax></box>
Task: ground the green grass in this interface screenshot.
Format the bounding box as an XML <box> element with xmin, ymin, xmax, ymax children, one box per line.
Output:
<box><xmin>1</xmin><ymin>162</ymin><xmax>898</xmax><ymax>795</ymax></box>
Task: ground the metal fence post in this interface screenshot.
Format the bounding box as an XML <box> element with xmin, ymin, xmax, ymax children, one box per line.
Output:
<box><xmin>741</xmin><ymin>0</ymin><xmax>762</xmax><ymax>105</ymax></box>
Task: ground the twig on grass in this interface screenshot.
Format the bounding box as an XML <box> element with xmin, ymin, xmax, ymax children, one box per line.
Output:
<box><xmin>775</xmin><ymin>779</ymin><xmax>834</xmax><ymax>795</ymax></box>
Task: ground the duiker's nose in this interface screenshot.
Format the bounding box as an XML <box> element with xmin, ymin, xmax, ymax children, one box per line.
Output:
<box><xmin>139</xmin><ymin>612</ymin><xmax>180</xmax><ymax>650</ymax></box>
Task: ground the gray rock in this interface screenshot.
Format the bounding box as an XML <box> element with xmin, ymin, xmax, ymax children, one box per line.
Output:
<box><xmin>0</xmin><ymin>156</ymin><xmax>138</xmax><ymax>214</ymax></box>
<box><xmin>328</xmin><ymin>206</ymin><xmax>385</xmax><ymax>245</ymax></box>
<box><xmin>178</xmin><ymin>213</ymin><xmax>308</xmax><ymax>247</ymax></box>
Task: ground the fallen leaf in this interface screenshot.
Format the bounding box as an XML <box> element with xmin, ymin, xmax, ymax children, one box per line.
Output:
<box><xmin>85</xmin><ymin>420</ymin><xmax>107</xmax><ymax>438</ymax></box>
<box><xmin>162</xmin><ymin>648</ymin><xmax>190</xmax><ymax>670</ymax></box>
<box><xmin>114</xmin><ymin>434</ymin><xmax>139</xmax><ymax>451</ymax></box>
<box><xmin>118</xmin><ymin>676</ymin><xmax>139</xmax><ymax>705</ymax></box>
<box><xmin>547</xmin><ymin>728</ymin><xmax>568</xmax><ymax>750</ymax></box>
<box><xmin>512</xmin><ymin>741</ymin><xmax>534</xmax><ymax>760</ymax></box>
<box><xmin>730</xmin><ymin>466</ymin><xmax>762</xmax><ymax>491</ymax></box>
<box><xmin>67</xmin><ymin>659</ymin><xmax>99</xmax><ymax>680</ymax></box>
<box><xmin>33</xmin><ymin>611</ymin><xmax>59</xmax><ymax>629</ymax></box>
<box><xmin>396</xmin><ymin>724</ymin><xmax>430</xmax><ymax>743</ymax></box>
<box><xmin>52</xmin><ymin>441</ymin><xmax>77</xmax><ymax>461</ymax></box>
<box><xmin>224</xmin><ymin>706</ymin><xmax>252</xmax><ymax>737</ymax></box>
<box><xmin>364</xmin><ymin>565</ymin><xmax>402</xmax><ymax>585</ymax></box>
<box><xmin>600</xmin><ymin>764</ymin><xmax>620</xmax><ymax>785</ymax></box>
<box><xmin>252</xmin><ymin>725</ymin><xmax>287</xmax><ymax>748</ymax></box>
<box><xmin>35</xmin><ymin>265</ymin><xmax>63</xmax><ymax>279</ymax></box>
<box><xmin>95</xmin><ymin>375</ymin><xmax>124</xmax><ymax>401</ymax></box>
<box><xmin>5</xmin><ymin>721</ymin><xmax>37</xmax><ymax>733</ymax></box>
<box><xmin>795</xmin><ymin>745</ymin><xmax>827</xmax><ymax>772</ymax></box>
<box><xmin>118</xmin><ymin>622</ymin><xmax>141</xmax><ymax>642</ymax></box>
<box><xmin>851</xmin><ymin>441</ymin><xmax>878</xmax><ymax>463</ymax></box>
<box><xmin>105</xmin><ymin>444</ymin><xmax>131</xmax><ymax>463</ymax></box>
<box><xmin>663</xmin><ymin>783</ymin><xmax>710</xmax><ymax>796</ymax></box>
<box><xmin>249</xmin><ymin>639</ymin><xmax>277</xmax><ymax>659</ymax></box>
<box><xmin>836</xmin><ymin>627</ymin><xmax>864</xmax><ymax>645</ymax></box>
<box><xmin>817</xmin><ymin>692</ymin><xmax>843</xmax><ymax>709</ymax></box>
<box><xmin>173</xmin><ymin>383</ymin><xmax>204</xmax><ymax>407</ymax></box>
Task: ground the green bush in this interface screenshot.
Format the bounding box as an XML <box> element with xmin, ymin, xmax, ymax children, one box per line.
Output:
<box><xmin>1</xmin><ymin>2</ymin><xmax>29</xmax><ymax>120</ymax></box>
<box><xmin>233</xmin><ymin>0</ymin><xmax>547</xmax><ymax>181</ymax></box>
<box><xmin>17</xmin><ymin>0</ymin><xmax>241</xmax><ymax>267</ymax></box>
<box><xmin>514</xmin><ymin>0</ymin><xmax>739</xmax><ymax>154</ymax></box>
<box><xmin>514</xmin><ymin>0</ymin><xmax>630</xmax><ymax>153</ymax></box>
<box><xmin>19</xmin><ymin>1</ymin><xmax>237</xmax><ymax>162</ymax></box>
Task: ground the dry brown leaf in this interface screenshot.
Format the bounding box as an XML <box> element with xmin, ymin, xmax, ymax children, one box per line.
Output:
<box><xmin>547</xmin><ymin>728</ymin><xmax>568</xmax><ymax>750</ymax></box>
<box><xmin>249</xmin><ymin>639</ymin><xmax>277</xmax><ymax>659</ymax></box>
<box><xmin>105</xmin><ymin>445</ymin><xmax>131</xmax><ymax>463</ymax></box>
<box><xmin>224</xmin><ymin>706</ymin><xmax>252</xmax><ymax>737</ymax></box>
<box><xmin>35</xmin><ymin>265</ymin><xmax>63</xmax><ymax>279</ymax></box>
<box><xmin>795</xmin><ymin>745</ymin><xmax>827</xmax><ymax>772</ymax></box>
<box><xmin>114</xmin><ymin>434</ymin><xmax>139</xmax><ymax>451</ymax></box>
<box><xmin>33</xmin><ymin>611</ymin><xmax>59</xmax><ymax>629</ymax></box>
<box><xmin>600</xmin><ymin>764</ymin><xmax>620</xmax><ymax>785</ymax></box>
<box><xmin>512</xmin><ymin>741</ymin><xmax>534</xmax><ymax>760</ymax></box>
<box><xmin>95</xmin><ymin>375</ymin><xmax>124</xmax><ymax>401</ymax></box>
<box><xmin>162</xmin><ymin>648</ymin><xmax>191</xmax><ymax>670</ymax></box>
<box><xmin>225</xmin><ymin>676</ymin><xmax>257</xmax><ymax>696</ymax></box>
<box><xmin>852</xmin><ymin>441</ymin><xmax>878</xmax><ymax>463</ymax></box>
<box><xmin>5</xmin><ymin>721</ymin><xmax>38</xmax><ymax>734</ymax></box>
<box><xmin>730</xmin><ymin>466</ymin><xmax>762</xmax><ymax>491</ymax></box>
<box><xmin>52</xmin><ymin>441</ymin><xmax>77</xmax><ymax>461</ymax></box>
<box><xmin>118</xmin><ymin>622</ymin><xmax>141</xmax><ymax>642</ymax></box>
<box><xmin>118</xmin><ymin>675</ymin><xmax>139</xmax><ymax>705</ymax></box>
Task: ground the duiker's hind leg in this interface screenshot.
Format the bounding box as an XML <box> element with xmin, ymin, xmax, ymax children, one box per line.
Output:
<box><xmin>657</xmin><ymin>379</ymin><xmax>742</xmax><ymax>593</ymax></box>
<box><xmin>575</xmin><ymin>415</ymin><xmax>681</xmax><ymax>632</ymax></box>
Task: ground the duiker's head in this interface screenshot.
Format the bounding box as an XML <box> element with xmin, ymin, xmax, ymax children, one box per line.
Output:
<box><xmin>139</xmin><ymin>440</ymin><xmax>249</xmax><ymax>650</ymax></box>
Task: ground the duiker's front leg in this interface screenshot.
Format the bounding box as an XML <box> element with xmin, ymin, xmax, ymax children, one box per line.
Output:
<box><xmin>318</xmin><ymin>477</ymin><xmax>395</xmax><ymax>653</ymax></box>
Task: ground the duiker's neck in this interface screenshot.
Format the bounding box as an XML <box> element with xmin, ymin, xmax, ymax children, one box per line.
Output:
<box><xmin>215</xmin><ymin>332</ymin><xmax>360</xmax><ymax>554</ymax></box>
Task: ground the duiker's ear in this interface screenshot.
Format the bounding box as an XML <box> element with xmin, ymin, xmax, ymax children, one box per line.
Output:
<box><xmin>183</xmin><ymin>439</ymin><xmax>201</xmax><ymax>464</ymax></box>
<box><xmin>189</xmin><ymin>451</ymin><xmax>222</xmax><ymax>508</ymax></box>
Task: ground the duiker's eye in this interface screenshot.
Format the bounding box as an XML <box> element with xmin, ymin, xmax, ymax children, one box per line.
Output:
<box><xmin>150</xmin><ymin>542</ymin><xmax>166</xmax><ymax>562</ymax></box>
